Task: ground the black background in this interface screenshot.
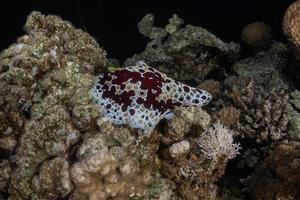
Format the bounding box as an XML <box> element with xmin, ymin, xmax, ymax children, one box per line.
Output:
<box><xmin>0</xmin><ymin>0</ymin><xmax>295</xmax><ymax>62</ymax></box>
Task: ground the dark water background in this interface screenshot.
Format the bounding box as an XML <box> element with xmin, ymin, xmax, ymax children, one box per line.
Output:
<box><xmin>0</xmin><ymin>0</ymin><xmax>294</xmax><ymax>61</ymax></box>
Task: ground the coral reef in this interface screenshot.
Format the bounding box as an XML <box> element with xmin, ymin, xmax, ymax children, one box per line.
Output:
<box><xmin>286</xmin><ymin>90</ymin><xmax>300</xmax><ymax>140</ymax></box>
<box><xmin>1</xmin><ymin>9</ymin><xmax>300</xmax><ymax>200</ymax></box>
<box><xmin>71</xmin><ymin>148</ymin><xmax>152</xmax><ymax>200</ymax></box>
<box><xmin>162</xmin><ymin>106</ymin><xmax>211</xmax><ymax>145</ymax></box>
<box><xmin>0</xmin><ymin>11</ymin><xmax>107</xmax><ymax>199</ymax></box>
<box><xmin>247</xmin><ymin>142</ymin><xmax>300</xmax><ymax>200</ymax></box>
<box><xmin>227</xmin><ymin>80</ymin><xmax>289</xmax><ymax>142</ymax></box>
<box><xmin>31</xmin><ymin>157</ymin><xmax>73</xmax><ymax>199</ymax></box>
<box><xmin>125</xmin><ymin>14</ymin><xmax>240</xmax><ymax>84</ymax></box>
<box><xmin>223</xmin><ymin>42</ymin><xmax>290</xmax><ymax>142</ymax></box>
<box><xmin>0</xmin><ymin>159</ymin><xmax>10</xmax><ymax>193</ymax></box>
<box><xmin>161</xmin><ymin>133</ymin><xmax>235</xmax><ymax>200</ymax></box>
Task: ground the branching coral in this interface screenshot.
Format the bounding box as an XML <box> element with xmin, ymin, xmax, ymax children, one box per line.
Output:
<box><xmin>222</xmin><ymin>42</ymin><xmax>290</xmax><ymax>142</ymax></box>
<box><xmin>228</xmin><ymin>80</ymin><xmax>289</xmax><ymax>142</ymax></box>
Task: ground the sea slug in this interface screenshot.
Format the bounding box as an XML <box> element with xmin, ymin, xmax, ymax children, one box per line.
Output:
<box><xmin>91</xmin><ymin>61</ymin><xmax>212</xmax><ymax>134</ymax></box>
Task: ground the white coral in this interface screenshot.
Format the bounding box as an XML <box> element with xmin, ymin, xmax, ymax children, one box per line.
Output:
<box><xmin>197</xmin><ymin>121</ymin><xmax>241</xmax><ymax>160</ymax></box>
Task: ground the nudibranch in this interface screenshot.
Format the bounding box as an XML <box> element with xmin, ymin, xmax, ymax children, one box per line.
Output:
<box><xmin>91</xmin><ymin>61</ymin><xmax>212</xmax><ymax>134</ymax></box>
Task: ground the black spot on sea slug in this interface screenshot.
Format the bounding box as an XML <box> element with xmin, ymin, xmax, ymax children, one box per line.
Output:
<box><xmin>183</xmin><ymin>86</ymin><xmax>190</xmax><ymax>92</ymax></box>
<box><xmin>129</xmin><ymin>109</ymin><xmax>135</xmax><ymax>115</ymax></box>
<box><xmin>201</xmin><ymin>96</ymin><xmax>207</xmax><ymax>100</ymax></box>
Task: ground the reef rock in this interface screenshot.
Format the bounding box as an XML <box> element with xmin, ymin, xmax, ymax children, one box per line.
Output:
<box><xmin>247</xmin><ymin>142</ymin><xmax>300</xmax><ymax>200</ymax></box>
<box><xmin>0</xmin><ymin>11</ymin><xmax>107</xmax><ymax>199</ymax></box>
<box><xmin>125</xmin><ymin>14</ymin><xmax>240</xmax><ymax>84</ymax></box>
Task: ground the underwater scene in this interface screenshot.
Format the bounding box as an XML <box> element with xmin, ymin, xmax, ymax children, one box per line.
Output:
<box><xmin>1</xmin><ymin>0</ymin><xmax>300</xmax><ymax>199</ymax></box>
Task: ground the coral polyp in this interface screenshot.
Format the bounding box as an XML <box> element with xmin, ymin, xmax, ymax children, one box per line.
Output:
<box><xmin>91</xmin><ymin>61</ymin><xmax>212</xmax><ymax>133</ymax></box>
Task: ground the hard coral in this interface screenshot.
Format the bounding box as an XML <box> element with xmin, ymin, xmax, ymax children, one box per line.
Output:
<box><xmin>70</xmin><ymin>148</ymin><xmax>152</xmax><ymax>200</ymax></box>
<box><xmin>31</xmin><ymin>157</ymin><xmax>73</xmax><ymax>199</ymax></box>
<box><xmin>0</xmin><ymin>160</ymin><xmax>10</xmax><ymax>193</ymax></box>
<box><xmin>0</xmin><ymin>11</ymin><xmax>107</xmax><ymax>199</ymax></box>
<box><xmin>247</xmin><ymin>142</ymin><xmax>300</xmax><ymax>200</ymax></box>
<box><xmin>91</xmin><ymin>61</ymin><xmax>212</xmax><ymax>134</ymax></box>
<box><xmin>228</xmin><ymin>80</ymin><xmax>289</xmax><ymax>142</ymax></box>
<box><xmin>125</xmin><ymin>14</ymin><xmax>240</xmax><ymax>84</ymax></box>
<box><xmin>163</xmin><ymin>106</ymin><xmax>211</xmax><ymax>145</ymax></box>
<box><xmin>161</xmin><ymin>135</ymin><xmax>230</xmax><ymax>200</ymax></box>
<box><xmin>223</xmin><ymin>42</ymin><xmax>290</xmax><ymax>142</ymax></box>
